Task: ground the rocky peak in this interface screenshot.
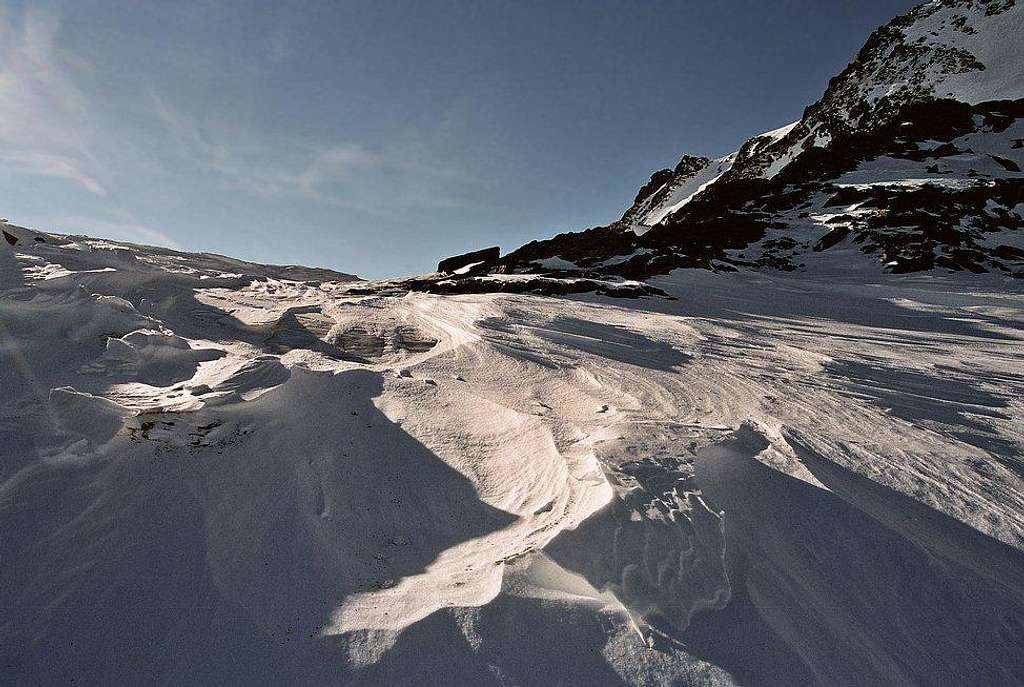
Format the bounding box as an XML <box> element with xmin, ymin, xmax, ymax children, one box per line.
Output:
<box><xmin>672</xmin><ymin>154</ymin><xmax>712</xmax><ymax>176</ymax></box>
<box><xmin>620</xmin><ymin>154</ymin><xmax>715</xmax><ymax>229</ymax></box>
<box><xmin>729</xmin><ymin>0</ymin><xmax>1022</xmax><ymax>181</ymax></box>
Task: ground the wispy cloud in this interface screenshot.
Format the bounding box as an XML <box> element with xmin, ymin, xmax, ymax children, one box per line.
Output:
<box><xmin>146</xmin><ymin>91</ymin><xmax>476</xmax><ymax>218</ymax></box>
<box><xmin>0</xmin><ymin>8</ymin><xmax>106</xmax><ymax>195</ymax></box>
<box><xmin>148</xmin><ymin>89</ymin><xmax>209</xmax><ymax>152</ymax></box>
<box><xmin>293</xmin><ymin>145</ymin><xmax>380</xmax><ymax>196</ymax></box>
<box><xmin>204</xmin><ymin>141</ymin><xmax>381</xmax><ymax>203</ymax></box>
<box><xmin>0</xmin><ymin>4</ymin><xmax>484</xmax><ymax>250</ymax></box>
<box><xmin>1</xmin><ymin>151</ymin><xmax>106</xmax><ymax>196</ymax></box>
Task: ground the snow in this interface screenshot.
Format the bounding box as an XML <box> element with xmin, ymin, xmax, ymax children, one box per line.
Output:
<box><xmin>833</xmin><ymin>177</ymin><xmax>990</xmax><ymax>190</ymax></box>
<box><xmin>899</xmin><ymin>1</ymin><xmax>1024</xmax><ymax>104</ymax></box>
<box><xmin>833</xmin><ymin>116</ymin><xmax>1024</xmax><ymax>188</ymax></box>
<box><xmin>452</xmin><ymin>260</ymin><xmax>484</xmax><ymax>275</ymax></box>
<box><xmin>531</xmin><ymin>256</ymin><xmax>581</xmax><ymax>271</ymax></box>
<box><xmin>595</xmin><ymin>248</ymin><xmax>654</xmax><ymax>267</ymax></box>
<box><xmin>632</xmin><ymin>121</ymin><xmax>796</xmax><ymax>228</ymax></box>
<box><xmin>764</xmin><ymin>129</ymin><xmax>817</xmax><ymax>179</ymax></box>
<box><xmin>623</xmin><ymin>122</ymin><xmax>799</xmax><ymax>230</ymax></box>
<box><xmin>756</xmin><ymin>121</ymin><xmax>799</xmax><ymax>142</ymax></box>
<box><xmin>693</xmin><ymin>1</ymin><xmax>1024</xmax><ymax>186</ymax></box>
<box><xmin>842</xmin><ymin>1</ymin><xmax>1024</xmax><ymax>116</ymax></box>
<box><xmin>3</xmin><ymin>228</ymin><xmax>1024</xmax><ymax>683</ymax></box>
<box><xmin>642</xmin><ymin>154</ymin><xmax>736</xmax><ymax>226</ymax></box>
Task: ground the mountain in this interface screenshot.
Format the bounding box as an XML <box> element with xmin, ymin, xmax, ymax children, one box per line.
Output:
<box><xmin>619</xmin><ymin>124</ymin><xmax>798</xmax><ymax>232</ymax></box>
<box><xmin>4</xmin><ymin>2</ymin><xmax>1024</xmax><ymax>685</ymax></box>
<box><xmin>427</xmin><ymin>0</ymin><xmax>1023</xmax><ymax>290</ymax></box>
<box><xmin>0</xmin><ymin>224</ymin><xmax>361</xmax><ymax>284</ymax></box>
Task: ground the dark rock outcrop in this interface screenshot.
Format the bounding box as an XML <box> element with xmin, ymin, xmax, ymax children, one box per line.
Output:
<box><xmin>437</xmin><ymin>246</ymin><xmax>500</xmax><ymax>273</ymax></box>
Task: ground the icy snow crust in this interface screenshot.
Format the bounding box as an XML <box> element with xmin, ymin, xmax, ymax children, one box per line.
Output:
<box><xmin>3</xmin><ymin>227</ymin><xmax>1024</xmax><ymax>684</ymax></box>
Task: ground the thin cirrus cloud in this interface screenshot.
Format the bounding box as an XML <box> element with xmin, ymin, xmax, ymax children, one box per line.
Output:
<box><xmin>0</xmin><ymin>8</ymin><xmax>106</xmax><ymax>197</ymax></box>
<box><xmin>1</xmin><ymin>3</ymin><xmax>475</xmax><ymax>254</ymax></box>
<box><xmin>1</xmin><ymin>150</ymin><xmax>106</xmax><ymax>197</ymax></box>
<box><xmin>147</xmin><ymin>89</ymin><xmax>473</xmax><ymax>219</ymax></box>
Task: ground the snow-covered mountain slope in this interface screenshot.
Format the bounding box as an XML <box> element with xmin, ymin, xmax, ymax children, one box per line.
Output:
<box><xmin>731</xmin><ymin>0</ymin><xmax>1024</xmax><ymax>182</ymax></box>
<box><xmin>482</xmin><ymin>0</ymin><xmax>1023</xmax><ymax>283</ymax></box>
<box><xmin>620</xmin><ymin>123</ymin><xmax>797</xmax><ymax>233</ymax></box>
<box><xmin>4</xmin><ymin>224</ymin><xmax>1024</xmax><ymax>684</ymax></box>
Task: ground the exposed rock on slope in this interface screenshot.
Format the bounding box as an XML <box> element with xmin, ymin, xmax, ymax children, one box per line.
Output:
<box><xmin>478</xmin><ymin>0</ymin><xmax>1024</xmax><ymax>283</ymax></box>
<box><xmin>437</xmin><ymin>246</ymin><xmax>500</xmax><ymax>274</ymax></box>
<box><xmin>621</xmin><ymin>154</ymin><xmax>715</xmax><ymax>230</ymax></box>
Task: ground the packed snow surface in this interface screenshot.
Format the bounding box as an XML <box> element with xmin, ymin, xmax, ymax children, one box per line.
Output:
<box><xmin>3</xmin><ymin>228</ymin><xmax>1024</xmax><ymax>684</ymax></box>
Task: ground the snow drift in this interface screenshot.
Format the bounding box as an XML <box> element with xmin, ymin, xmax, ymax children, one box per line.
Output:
<box><xmin>3</xmin><ymin>223</ymin><xmax>1024</xmax><ymax>684</ymax></box>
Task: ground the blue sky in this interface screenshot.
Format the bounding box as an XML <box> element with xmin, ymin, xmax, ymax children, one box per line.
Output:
<box><xmin>1</xmin><ymin>0</ymin><xmax>916</xmax><ymax>278</ymax></box>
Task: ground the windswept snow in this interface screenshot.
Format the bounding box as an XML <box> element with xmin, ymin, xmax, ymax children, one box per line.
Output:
<box><xmin>3</xmin><ymin>1</ymin><xmax>1024</xmax><ymax>683</ymax></box>
<box><xmin>3</xmin><ymin>228</ymin><xmax>1024</xmax><ymax>683</ymax></box>
<box><xmin>755</xmin><ymin>121</ymin><xmax>799</xmax><ymax>142</ymax></box>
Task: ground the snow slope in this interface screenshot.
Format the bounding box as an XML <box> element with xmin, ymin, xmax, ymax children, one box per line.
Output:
<box><xmin>3</xmin><ymin>226</ymin><xmax>1024</xmax><ymax>684</ymax></box>
<box><xmin>728</xmin><ymin>0</ymin><xmax>1024</xmax><ymax>182</ymax></box>
<box><xmin>636</xmin><ymin>155</ymin><xmax>734</xmax><ymax>229</ymax></box>
<box><xmin>622</xmin><ymin>122</ymin><xmax>798</xmax><ymax>233</ymax></box>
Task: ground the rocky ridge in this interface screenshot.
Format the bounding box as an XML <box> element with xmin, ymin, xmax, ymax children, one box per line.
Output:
<box><xmin>423</xmin><ymin>0</ymin><xmax>1024</xmax><ymax>294</ymax></box>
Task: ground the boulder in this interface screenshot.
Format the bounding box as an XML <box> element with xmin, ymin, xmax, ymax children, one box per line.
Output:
<box><xmin>437</xmin><ymin>246</ymin><xmax>500</xmax><ymax>274</ymax></box>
